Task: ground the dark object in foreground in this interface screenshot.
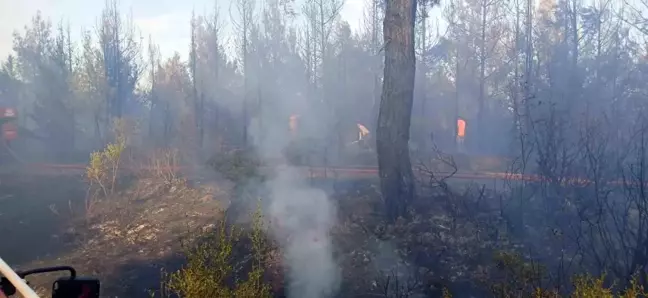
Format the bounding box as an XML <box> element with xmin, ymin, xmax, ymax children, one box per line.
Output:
<box><xmin>376</xmin><ymin>0</ymin><xmax>418</xmax><ymax>222</ymax></box>
<box><xmin>1</xmin><ymin>265</ymin><xmax>100</xmax><ymax>298</ymax></box>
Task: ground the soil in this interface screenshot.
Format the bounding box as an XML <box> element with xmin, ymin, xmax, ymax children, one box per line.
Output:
<box><xmin>1</xmin><ymin>165</ymin><xmax>502</xmax><ymax>298</ymax></box>
<box><xmin>0</xmin><ymin>172</ymin><xmax>231</xmax><ymax>297</ymax></box>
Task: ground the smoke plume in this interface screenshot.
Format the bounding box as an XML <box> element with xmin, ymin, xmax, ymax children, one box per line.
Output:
<box><xmin>249</xmin><ymin>112</ymin><xmax>340</xmax><ymax>297</ymax></box>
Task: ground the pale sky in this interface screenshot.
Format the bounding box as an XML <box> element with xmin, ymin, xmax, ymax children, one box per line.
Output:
<box><xmin>0</xmin><ymin>0</ymin><xmax>368</xmax><ymax>61</ymax></box>
<box><xmin>1</xmin><ymin>0</ymin><xmax>630</xmax><ymax>64</ymax></box>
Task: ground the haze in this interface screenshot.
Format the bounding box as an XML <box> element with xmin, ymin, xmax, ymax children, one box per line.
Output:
<box><xmin>1</xmin><ymin>0</ymin><xmax>648</xmax><ymax>297</ymax></box>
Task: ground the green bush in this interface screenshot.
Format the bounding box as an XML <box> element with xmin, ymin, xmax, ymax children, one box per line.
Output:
<box><xmin>490</xmin><ymin>251</ymin><xmax>648</xmax><ymax>298</ymax></box>
<box><xmin>160</xmin><ymin>206</ymin><xmax>272</xmax><ymax>298</ymax></box>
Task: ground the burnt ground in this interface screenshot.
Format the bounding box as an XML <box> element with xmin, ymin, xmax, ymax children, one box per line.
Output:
<box><xmin>0</xmin><ymin>173</ymin><xmax>231</xmax><ymax>297</ymax></box>
<box><xmin>1</xmin><ymin>167</ymin><xmax>503</xmax><ymax>298</ymax></box>
<box><xmin>0</xmin><ymin>174</ymin><xmax>86</xmax><ymax>267</ymax></box>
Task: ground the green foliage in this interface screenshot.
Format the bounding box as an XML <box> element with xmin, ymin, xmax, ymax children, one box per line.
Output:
<box><xmin>442</xmin><ymin>287</ymin><xmax>453</xmax><ymax>298</ymax></box>
<box><xmin>569</xmin><ymin>273</ymin><xmax>648</xmax><ymax>298</ymax></box>
<box><xmin>571</xmin><ymin>274</ymin><xmax>613</xmax><ymax>298</ymax></box>
<box><xmin>85</xmin><ymin>119</ymin><xmax>127</xmax><ymax>197</ymax></box>
<box><xmin>490</xmin><ymin>251</ymin><xmax>648</xmax><ymax>298</ymax></box>
<box><xmin>490</xmin><ymin>251</ymin><xmax>547</xmax><ymax>297</ymax></box>
<box><xmin>84</xmin><ymin>117</ymin><xmax>129</xmax><ymax>216</ymax></box>
<box><xmin>86</xmin><ymin>151</ymin><xmax>107</xmax><ymax>193</ymax></box>
<box><xmin>162</xmin><ymin>206</ymin><xmax>272</xmax><ymax>298</ymax></box>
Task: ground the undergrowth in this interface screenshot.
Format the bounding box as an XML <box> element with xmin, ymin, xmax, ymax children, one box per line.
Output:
<box><xmin>84</xmin><ymin>118</ymin><xmax>128</xmax><ymax>214</ymax></box>
<box><xmin>151</xmin><ymin>216</ymin><xmax>648</xmax><ymax>298</ymax></box>
<box><xmin>157</xmin><ymin>205</ymin><xmax>272</xmax><ymax>298</ymax></box>
<box><xmin>491</xmin><ymin>251</ymin><xmax>648</xmax><ymax>298</ymax></box>
<box><xmin>82</xmin><ymin>139</ymin><xmax>648</xmax><ymax>297</ymax></box>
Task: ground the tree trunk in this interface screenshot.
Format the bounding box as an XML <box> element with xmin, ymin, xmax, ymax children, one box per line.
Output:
<box><xmin>377</xmin><ymin>0</ymin><xmax>417</xmax><ymax>222</ymax></box>
<box><xmin>477</xmin><ymin>0</ymin><xmax>487</xmax><ymax>154</ymax></box>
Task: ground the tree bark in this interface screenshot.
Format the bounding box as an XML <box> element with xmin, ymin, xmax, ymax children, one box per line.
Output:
<box><xmin>377</xmin><ymin>0</ymin><xmax>416</xmax><ymax>222</ymax></box>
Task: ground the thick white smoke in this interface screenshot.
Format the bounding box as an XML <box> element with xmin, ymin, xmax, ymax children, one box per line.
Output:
<box><xmin>249</xmin><ymin>115</ymin><xmax>340</xmax><ymax>298</ymax></box>
<box><xmin>267</xmin><ymin>166</ymin><xmax>340</xmax><ymax>297</ymax></box>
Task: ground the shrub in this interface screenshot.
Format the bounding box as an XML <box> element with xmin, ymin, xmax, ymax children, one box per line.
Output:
<box><xmin>490</xmin><ymin>251</ymin><xmax>648</xmax><ymax>298</ymax></box>
<box><xmin>86</xmin><ymin>150</ymin><xmax>109</xmax><ymax>198</ymax></box>
<box><xmin>85</xmin><ymin>136</ymin><xmax>125</xmax><ymax>193</ymax></box>
<box><xmin>138</xmin><ymin>148</ymin><xmax>182</xmax><ymax>185</ymax></box>
<box><xmin>85</xmin><ymin>118</ymin><xmax>128</xmax><ymax>195</ymax></box>
<box><xmin>162</xmin><ymin>206</ymin><xmax>272</xmax><ymax>298</ymax></box>
<box><xmin>84</xmin><ymin>119</ymin><xmax>128</xmax><ymax>215</ymax></box>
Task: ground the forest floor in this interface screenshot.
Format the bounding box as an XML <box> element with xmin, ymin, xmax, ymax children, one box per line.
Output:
<box><xmin>0</xmin><ymin>160</ymin><xmax>506</xmax><ymax>298</ymax></box>
<box><xmin>0</xmin><ymin>172</ymin><xmax>231</xmax><ymax>297</ymax></box>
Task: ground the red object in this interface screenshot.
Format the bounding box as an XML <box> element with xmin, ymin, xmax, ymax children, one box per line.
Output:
<box><xmin>2</xmin><ymin>123</ymin><xmax>17</xmax><ymax>141</ymax></box>
<box><xmin>2</xmin><ymin>108</ymin><xmax>15</xmax><ymax>118</ymax></box>
<box><xmin>0</xmin><ymin>108</ymin><xmax>16</xmax><ymax>119</ymax></box>
<box><xmin>0</xmin><ymin>107</ymin><xmax>17</xmax><ymax>141</ymax></box>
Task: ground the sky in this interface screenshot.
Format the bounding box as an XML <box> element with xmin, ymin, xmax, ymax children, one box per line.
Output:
<box><xmin>1</xmin><ymin>0</ymin><xmax>631</xmax><ymax>64</ymax></box>
<box><xmin>0</xmin><ymin>0</ymin><xmax>369</xmax><ymax>61</ymax></box>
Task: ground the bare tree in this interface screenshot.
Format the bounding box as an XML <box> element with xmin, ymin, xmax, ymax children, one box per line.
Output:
<box><xmin>147</xmin><ymin>35</ymin><xmax>162</xmax><ymax>144</ymax></box>
<box><xmin>364</xmin><ymin>0</ymin><xmax>384</xmax><ymax>132</ymax></box>
<box><xmin>301</xmin><ymin>2</ymin><xmax>319</xmax><ymax>100</ymax></box>
<box><xmin>189</xmin><ymin>10</ymin><xmax>202</xmax><ymax>148</ymax></box>
<box><xmin>230</xmin><ymin>0</ymin><xmax>257</xmax><ymax>146</ymax></box>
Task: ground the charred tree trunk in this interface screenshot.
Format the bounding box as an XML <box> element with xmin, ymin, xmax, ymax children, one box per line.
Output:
<box><xmin>377</xmin><ymin>0</ymin><xmax>417</xmax><ymax>222</ymax></box>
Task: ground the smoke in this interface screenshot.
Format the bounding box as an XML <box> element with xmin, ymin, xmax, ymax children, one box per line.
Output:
<box><xmin>249</xmin><ymin>112</ymin><xmax>340</xmax><ymax>297</ymax></box>
<box><xmin>266</xmin><ymin>166</ymin><xmax>340</xmax><ymax>297</ymax></box>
